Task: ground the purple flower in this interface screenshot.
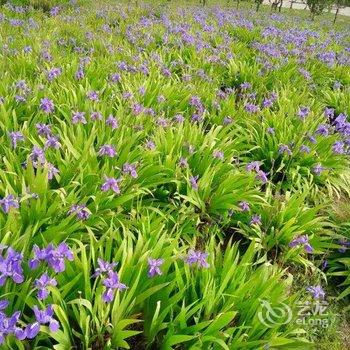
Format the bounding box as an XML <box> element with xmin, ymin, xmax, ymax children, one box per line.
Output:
<box><xmin>179</xmin><ymin>157</ymin><xmax>188</xmax><ymax>168</ymax></box>
<box><xmin>239</xmin><ymin>201</ymin><xmax>250</xmax><ymax>212</ymax></box>
<box><xmin>72</xmin><ymin>112</ymin><xmax>87</xmax><ymax>124</ymax></box>
<box><xmin>0</xmin><ymin>247</ymin><xmax>24</xmax><ymax>286</ymax></box>
<box><xmin>98</xmin><ymin>145</ymin><xmax>116</xmax><ymax>158</ymax></box>
<box><xmin>101</xmin><ymin>176</ymin><xmax>121</xmax><ymax>194</ymax></box>
<box><xmin>30</xmin><ymin>146</ymin><xmax>46</xmax><ymax>166</ymax></box>
<box><xmin>213</xmin><ymin>150</ymin><xmax>224</xmax><ymax>160</ymax></box>
<box><xmin>250</xmin><ymin>214</ymin><xmax>262</xmax><ymax>226</ymax></box>
<box><xmin>289</xmin><ymin>235</ymin><xmax>313</xmax><ymax>253</ymax></box>
<box><xmin>267</xmin><ymin>127</ymin><xmax>275</xmax><ymax>134</ymax></box>
<box><xmin>93</xmin><ymin>258</ymin><xmax>117</xmax><ymax>277</ymax></box>
<box><xmin>45</xmin><ymin>135</ymin><xmax>60</xmax><ymax>149</ymax></box>
<box><xmin>300</xmin><ymin>145</ymin><xmax>311</xmax><ymax>154</ymax></box>
<box><xmin>47</xmin><ymin>163</ymin><xmax>59</xmax><ymax>180</ymax></box>
<box><xmin>29</xmin><ymin>243</ymin><xmax>74</xmax><ymax>273</ymax></box>
<box><xmin>132</xmin><ymin>103</ymin><xmax>144</xmax><ymax>116</ymax></box>
<box><xmin>185</xmin><ymin>250</ymin><xmax>209</xmax><ymax>268</ymax></box>
<box><xmin>256</xmin><ymin>170</ymin><xmax>268</xmax><ymax>184</ymax></box>
<box><xmin>246</xmin><ymin>161</ymin><xmax>261</xmax><ymax>172</ymax></box>
<box><xmin>278</xmin><ymin>144</ymin><xmax>292</xmax><ymax>155</ymax></box>
<box><xmin>244</xmin><ymin>103</ymin><xmax>259</xmax><ymax>114</ymax></box>
<box><xmin>174</xmin><ymin>114</ymin><xmax>184</xmax><ymax>123</ymax></box>
<box><xmin>0</xmin><ymin>309</ymin><xmax>23</xmax><ymax>343</ymax></box>
<box><xmin>306</xmin><ymin>285</ymin><xmax>325</xmax><ymax>299</ymax></box>
<box><xmin>8</xmin><ymin>131</ymin><xmax>24</xmax><ymax>148</ymax></box>
<box><xmin>145</xmin><ymin>140</ymin><xmax>156</xmax><ymax>150</ymax></box>
<box><xmin>33</xmin><ymin>305</ymin><xmax>59</xmax><ymax>332</ymax></box>
<box><xmin>148</xmin><ymin>258</ymin><xmax>164</xmax><ymax>277</ymax></box>
<box><xmin>91</xmin><ymin>111</ymin><xmax>103</xmax><ymax>121</ymax></box>
<box><xmin>87</xmin><ymin>90</ymin><xmax>99</xmax><ymax>102</ymax></box>
<box><xmin>315</xmin><ymin>124</ymin><xmax>329</xmax><ymax>137</ymax></box>
<box><xmin>35</xmin><ymin>123</ymin><xmax>51</xmax><ymax>137</ymax></box>
<box><xmin>122</xmin><ymin>163</ymin><xmax>138</xmax><ymax>178</ymax></box>
<box><xmin>102</xmin><ymin>271</ymin><xmax>127</xmax><ymax>303</ymax></box>
<box><xmin>0</xmin><ymin>195</ymin><xmax>19</xmax><ymax>214</ymax></box>
<box><xmin>68</xmin><ymin>204</ymin><xmax>90</xmax><ymax>221</ymax></box>
<box><xmin>332</xmin><ymin>141</ymin><xmax>345</xmax><ymax>154</ymax></box>
<box><xmin>24</xmin><ymin>322</ymin><xmax>40</xmax><ymax>339</ymax></box>
<box><xmin>106</xmin><ymin>115</ymin><xmax>118</xmax><ymax>129</ymax></box>
<box><xmin>46</xmin><ymin>67</ymin><xmax>62</xmax><ymax>81</ymax></box>
<box><xmin>223</xmin><ymin>116</ymin><xmax>233</xmax><ymax>125</ymax></box>
<box><xmin>34</xmin><ymin>273</ymin><xmax>57</xmax><ymax>300</ymax></box>
<box><xmin>312</xmin><ymin>163</ymin><xmax>325</xmax><ymax>176</ymax></box>
<box><xmin>324</xmin><ymin>107</ymin><xmax>335</xmax><ymax>119</ymax></box>
<box><xmin>189</xmin><ymin>175</ymin><xmax>199</xmax><ymax>190</ymax></box>
<box><xmin>297</xmin><ymin>106</ymin><xmax>310</xmax><ymax>120</ymax></box>
<box><xmin>40</xmin><ymin>98</ymin><xmax>54</xmax><ymax>114</ymax></box>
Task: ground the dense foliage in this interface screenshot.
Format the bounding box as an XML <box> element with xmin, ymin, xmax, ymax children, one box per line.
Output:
<box><xmin>0</xmin><ymin>0</ymin><xmax>349</xmax><ymax>349</ymax></box>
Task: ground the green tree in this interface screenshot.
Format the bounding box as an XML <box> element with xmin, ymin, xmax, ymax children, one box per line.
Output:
<box><xmin>306</xmin><ymin>0</ymin><xmax>327</xmax><ymax>19</ymax></box>
<box><xmin>333</xmin><ymin>0</ymin><xmax>350</xmax><ymax>23</ymax></box>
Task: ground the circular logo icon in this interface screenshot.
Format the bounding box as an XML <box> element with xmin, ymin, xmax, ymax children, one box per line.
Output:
<box><xmin>258</xmin><ymin>299</ymin><xmax>292</xmax><ymax>327</ymax></box>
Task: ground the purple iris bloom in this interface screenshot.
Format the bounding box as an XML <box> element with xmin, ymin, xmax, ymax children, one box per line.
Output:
<box><xmin>0</xmin><ymin>195</ymin><xmax>19</xmax><ymax>214</ymax></box>
<box><xmin>312</xmin><ymin>163</ymin><xmax>325</xmax><ymax>176</ymax></box>
<box><xmin>246</xmin><ymin>161</ymin><xmax>261</xmax><ymax>172</ymax></box>
<box><xmin>33</xmin><ymin>305</ymin><xmax>59</xmax><ymax>332</ymax></box>
<box><xmin>244</xmin><ymin>103</ymin><xmax>259</xmax><ymax>114</ymax></box>
<box><xmin>239</xmin><ymin>201</ymin><xmax>250</xmax><ymax>212</ymax></box>
<box><xmin>306</xmin><ymin>285</ymin><xmax>325</xmax><ymax>299</ymax></box>
<box><xmin>98</xmin><ymin>145</ymin><xmax>116</xmax><ymax>157</ymax></box>
<box><xmin>34</xmin><ymin>273</ymin><xmax>57</xmax><ymax>300</ymax></box>
<box><xmin>332</xmin><ymin>141</ymin><xmax>345</xmax><ymax>154</ymax></box>
<box><xmin>213</xmin><ymin>150</ymin><xmax>224</xmax><ymax>160</ymax></box>
<box><xmin>185</xmin><ymin>250</ymin><xmax>210</xmax><ymax>268</ymax></box>
<box><xmin>93</xmin><ymin>258</ymin><xmax>117</xmax><ymax>277</ymax></box>
<box><xmin>278</xmin><ymin>144</ymin><xmax>292</xmax><ymax>155</ymax></box>
<box><xmin>174</xmin><ymin>114</ymin><xmax>184</xmax><ymax>123</ymax></box>
<box><xmin>300</xmin><ymin>145</ymin><xmax>311</xmax><ymax>154</ymax></box>
<box><xmin>148</xmin><ymin>258</ymin><xmax>164</xmax><ymax>277</ymax></box>
<box><xmin>315</xmin><ymin>124</ymin><xmax>329</xmax><ymax>137</ymax></box>
<box><xmin>145</xmin><ymin>140</ymin><xmax>156</xmax><ymax>150</ymax></box>
<box><xmin>45</xmin><ymin>135</ymin><xmax>60</xmax><ymax>149</ymax></box>
<box><xmin>91</xmin><ymin>111</ymin><xmax>102</xmax><ymax>121</ymax></box>
<box><xmin>0</xmin><ymin>308</ymin><xmax>23</xmax><ymax>344</ymax></box>
<box><xmin>267</xmin><ymin>127</ymin><xmax>275</xmax><ymax>134</ymax></box>
<box><xmin>0</xmin><ymin>247</ymin><xmax>24</xmax><ymax>285</ymax></box>
<box><xmin>190</xmin><ymin>175</ymin><xmax>199</xmax><ymax>190</ymax></box>
<box><xmin>102</xmin><ymin>271</ymin><xmax>127</xmax><ymax>303</ymax></box>
<box><xmin>35</xmin><ymin>123</ymin><xmax>51</xmax><ymax>137</ymax></box>
<box><xmin>40</xmin><ymin>98</ymin><xmax>54</xmax><ymax>114</ymax></box>
<box><xmin>29</xmin><ymin>243</ymin><xmax>74</xmax><ymax>273</ymax></box>
<box><xmin>87</xmin><ymin>90</ymin><xmax>99</xmax><ymax>102</ymax></box>
<box><xmin>72</xmin><ymin>112</ymin><xmax>87</xmax><ymax>124</ymax></box>
<box><xmin>297</xmin><ymin>106</ymin><xmax>310</xmax><ymax>120</ymax></box>
<box><xmin>101</xmin><ymin>176</ymin><xmax>121</xmax><ymax>194</ymax></box>
<box><xmin>250</xmin><ymin>214</ymin><xmax>262</xmax><ymax>226</ymax></box>
<box><xmin>256</xmin><ymin>170</ymin><xmax>268</xmax><ymax>184</ymax></box>
<box><xmin>223</xmin><ymin>116</ymin><xmax>233</xmax><ymax>125</ymax></box>
<box><xmin>122</xmin><ymin>163</ymin><xmax>138</xmax><ymax>178</ymax></box>
<box><xmin>106</xmin><ymin>115</ymin><xmax>118</xmax><ymax>129</ymax></box>
<box><xmin>289</xmin><ymin>235</ymin><xmax>313</xmax><ymax>253</ymax></box>
<box><xmin>8</xmin><ymin>131</ymin><xmax>24</xmax><ymax>148</ymax></box>
<box><xmin>178</xmin><ymin>157</ymin><xmax>188</xmax><ymax>168</ymax></box>
<box><xmin>47</xmin><ymin>163</ymin><xmax>59</xmax><ymax>180</ymax></box>
<box><xmin>68</xmin><ymin>204</ymin><xmax>90</xmax><ymax>221</ymax></box>
<box><xmin>324</xmin><ymin>107</ymin><xmax>334</xmax><ymax>119</ymax></box>
<box><xmin>46</xmin><ymin>67</ymin><xmax>62</xmax><ymax>82</ymax></box>
<box><xmin>30</xmin><ymin>146</ymin><xmax>46</xmax><ymax>166</ymax></box>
